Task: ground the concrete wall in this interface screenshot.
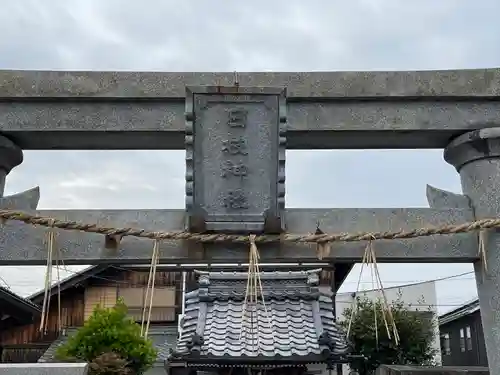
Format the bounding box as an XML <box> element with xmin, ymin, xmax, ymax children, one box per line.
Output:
<box><xmin>329</xmin><ymin>281</ymin><xmax>442</xmax><ymax>374</ymax></box>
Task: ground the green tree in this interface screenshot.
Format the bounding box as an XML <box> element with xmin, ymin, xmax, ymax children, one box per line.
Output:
<box><xmin>56</xmin><ymin>299</ymin><xmax>157</xmax><ymax>375</ymax></box>
<box><xmin>340</xmin><ymin>297</ymin><xmax>437</xmax><ymax>375</ymax></box>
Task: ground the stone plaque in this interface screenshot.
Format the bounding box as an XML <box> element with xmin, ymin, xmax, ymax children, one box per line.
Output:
<box><xmin>185</xmin><ymin>86</ymin><xmax>286</xmax><ymax>233</ymax></box>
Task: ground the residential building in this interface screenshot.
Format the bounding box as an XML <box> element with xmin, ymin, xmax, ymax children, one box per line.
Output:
<box><xmin>0</xmin><ymin>265</ymin><xmax>184</xmax><ymax>374</ymax></box>
<box><xmin>439</xmin><ymin>299</ymin><xmax>487</xmax><ymax>367</ymax></box>
<box><xmin>0</xmin><ymin>286</ymin><xmax>43</xmax><ymax>362</ymax></box>
<box><xmin>0</xmin><ymin>264</ymin><xmax>349</xmax><ymax>374</ymax></box>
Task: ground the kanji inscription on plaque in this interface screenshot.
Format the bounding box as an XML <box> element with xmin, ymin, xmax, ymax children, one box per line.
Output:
<box><xmin>227</xmin><ymin>108</ymin><xmax>248</xmax><ymax>128</ymax></box>
<box><xmin>220</xmin><ymin>161</ymin><xmax>248</xmax><ymax>178</ymax></box>
<box><xmin>222</xmin><ymin>189</ymin><xmax>249</xmax><ymax>209</ymax></box>
<box><xmin>185</xmin><ymin>86</ymin><xmax>287</xmax><ymax>233</ymax></box>
<box><xmin>222</xmin><ymin>137</ymin><xmax>248</xmax><ymax>155</ymax></box>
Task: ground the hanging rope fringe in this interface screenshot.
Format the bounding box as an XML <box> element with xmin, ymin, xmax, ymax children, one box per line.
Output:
<box><xmin>366</xmin><ymin>241</ymin><xmax>399</xmax><ymax>345</ymax></box>
<box><xmin>40</xmin><ymin>219</ymin><xmax>55</xmax><ymax>333</ymax></box>
<box><xmin>368</xmin><ymin>240</ymin><xmax>399</xmax><ymax>345</ymax></box>
<box><xmin>346</xmin><ymin>240</ymin><xmax>399</xmax><ymax>346</ymax></box>
<box><xmin>55</xmin><ymin>241</ymin><xmax>62</xmax><ymax>334</ymax></box>
<box><xmin>478</xmin><ymin>230</ymin><xmax>488</xmax><ymax>282</ymax></box>
<box><xmin>314</xmin><ymin>224</ymin><xmax>331</xmax><ymax>260</ymax></box>
<box><xmin>368</xmin><ymin>247</ymin><xmax>379</xmax><ymax>349</ymax></box>
<box><xmin>240</xmin><ymin>235</ymin><xmax>271</xmax><ymax>347</ymax></box>
<box><xmin>141</xmin><ymin>238</ymin><xmax>161</xmax><ymax>338</ymax></box>
<box><xmin>346</xmin><ymin>245</ymin><xmax>368</xmax><ymax>339</ymax></box>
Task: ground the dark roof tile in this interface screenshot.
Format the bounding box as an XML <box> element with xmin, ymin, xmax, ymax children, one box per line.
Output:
<box><xmin>172</xmin><ymin>270</ymin><xmax>349</xmax><ymax>363</ymax></box>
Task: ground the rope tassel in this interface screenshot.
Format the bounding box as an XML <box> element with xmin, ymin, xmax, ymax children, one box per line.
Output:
<box><xmin>40</xmin><ymin>220</ymin><xmax>63</xmax><ymax>334</ymax></box>
<box><xmin>478</xmin><ymin>230</ymin><xmax>489</xmax><ymax>282</ymax></box>
<box><xmin>240</xmin><ymin>235</ymin><xmax>271</xmax><ymax>348</ymax></box>
<box><xmin>314</xmin><ymin>224</ymin><xmax>331</xmax><ymax>260</ymax></box>
<box><xmin>141</xmin><ymin>238</ymin><xmax>161</xmax><ymax>338</ymax></box>
<box><xmin>347</xmin><ymin>240</ymin><xmax>399</xmax><ymax>347</ymax></box>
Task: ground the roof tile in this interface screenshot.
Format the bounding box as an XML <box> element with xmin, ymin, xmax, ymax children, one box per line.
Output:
<box><xmin>173</xmin><ymin>270</ymin><xmax>349</xmax><ymax>362</ymax></box>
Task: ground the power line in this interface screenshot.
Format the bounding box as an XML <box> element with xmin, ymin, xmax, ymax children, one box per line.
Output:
<box><xmin>1</xmin><ymin>265</ymin><xmax>478</xmax><ymax>310</ymax></box>
<box><xmin>2</xmin><ymin>267</ymin><xmax>476</xmax><ymax>290</ymax></box>
<box><xmin>10</xmin><ymin>265</ymin><xmax>474</xmax><ymax>309</ymax></box>
<box><xmin>341</xmin><ymin>271</ymin><xmax>475</xmax><ymax>286</ymax></box>
<box><xmin>334</xmin><ymin>300</ymin><xmax>470</xmax><ymax>308</ymax></box>
<box><xmin>0</xmin><ymin>265</ymin><xmax>477</xmax><ymax>288</ymax></box>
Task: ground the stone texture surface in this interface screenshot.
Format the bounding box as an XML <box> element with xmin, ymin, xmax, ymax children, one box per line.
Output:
<box><xmin>173</xmin><ymin>270</ymin><xmax>348</xmax><ymax>360</ymax></box>
<box><xmin>0</xmin><ymin>186</ymin><xmax>40</xmax><ymax>210</ymax></box>
<box><xmin>0</xmin><ymin>363</ymin><xmax>88</xmax><ymax>375</ymax></box>
<box><xmin>185</xmin><ymin>87</ymin><xmax>286</xmax><ymax>233</ymax></box>
<box><xmin>443</xmin><ymin>127</ymin><xmax>500</xmax><ymax>375</ymax></box>
<box><xmin>0</xmin><ymin>135</ymin><xmax>23</xmax><ymax>173</ymax></box>
<box><xmin>426</xmin><ymin>185</ymin><xmax>472</xmax><ymax>210</ymax></box>
<box><xmin>1</xmin><ymin>69</ymin><xmax>499</xmax><ymax>98</ymax></box>
<box><xmin>0</xmin><ymin>134</ymin><xmax>39</xmax><ymax>209</ymax></box>
<box><xmin>0</xmin><ymin>134</ymin><xmax>23</xmax><ymax>196</ymax></box>
<box><xmin>0</xmin><ymin>207</ymin><xmax>477</xmax><ymax>265</ymax></box>
<box><xmin>376</xmin><ymin>365</ymin><xmax>489</xmax><ymax>375</ymax></box>
<box><xmin>2</xmin><ymin>70</ymin><xmax>500</xmax><ymax>150</ymax></box>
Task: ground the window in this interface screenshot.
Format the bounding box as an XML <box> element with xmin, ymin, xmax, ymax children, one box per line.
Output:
<box><xmin>440</xmin><ymin>333</ymin><xmax>451</xmax><ymax>356</ymax></box>
<box><xmin>466</xmin><ymin>326</ymin><xmax>472</xmax><ymax>351</ymax></box>
<box><xmin>118</xmin><ymin>287</ymin><xmax>176</xmax><ymax>322</ymax></box>
<box><xmin>460</xmin><ymin>328</ymin><xmax>466</xmax><ymax>352</ymax></box>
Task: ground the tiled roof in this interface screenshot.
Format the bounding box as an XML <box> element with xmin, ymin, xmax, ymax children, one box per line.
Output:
<box><xmin>171</xmin><ymin>269</ymin><xmax>349</xmax><ymax>365</ymax></box>
<box><xmin>439</xmin><ymin>299</ymin><xmax>480</xmax><ymax>326</ymax></box>
<box><xmin>0</xmin><ymin>285</ymin><xmax>41</xmax><ymax>315</ymax></box>
<box><xmin>38</xmin><ymin>328</ymin><xmax>79</xmax><ymax>363</ymax></box>
<box><xmin>38</xmin><ymin>325</ymin><xmax>178</xmax><ymax>366</ymax></box>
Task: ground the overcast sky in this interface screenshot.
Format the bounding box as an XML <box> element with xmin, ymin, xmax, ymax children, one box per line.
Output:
<box><xmin>1</xmin><ymin>0</ymin><xmax>499</xmax><ymax>314</ymax></box>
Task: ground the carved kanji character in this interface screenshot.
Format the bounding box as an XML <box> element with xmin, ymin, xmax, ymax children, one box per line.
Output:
<box><xmin>220</xmin><ymin>161</ymin><xmax>248</xmax><ymax>178</ymax></box>
<box><xmin>228</xmin><ymin>108</ymin><xmax>247</xmax><ymax>128</ymax></box>
<box><xmin>222</xmin><ymin>189</ymin><xmax>249</xmax><ymax>209</ymax></box>
<box><xmin>222</xmin><ymin>137</ymin><xmax>248</xmax><ymax>155</ymax></box>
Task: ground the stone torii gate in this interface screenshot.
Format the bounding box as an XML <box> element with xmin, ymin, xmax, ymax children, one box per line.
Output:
<box><xmin>0</xmin><ymin>68</ymin><xmax>499</xmax><ymax>373</ymax></box>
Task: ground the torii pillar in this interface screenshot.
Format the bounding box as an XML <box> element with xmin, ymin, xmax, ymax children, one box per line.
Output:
<box><xmin>444</xmin><ymin>127</ymin><xmax>500</xmax><ymax>373</ymax></box>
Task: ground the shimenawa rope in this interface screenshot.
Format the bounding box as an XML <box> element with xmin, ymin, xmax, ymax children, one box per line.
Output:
<box><xmin>0</xmin><ymin>209</ymin><xmax>497</xmax><ymax>245</ymax></box>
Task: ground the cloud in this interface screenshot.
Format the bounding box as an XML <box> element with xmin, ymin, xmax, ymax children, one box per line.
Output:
<box><xmin>1</xmin><ymin>0</ymin><xmax>497</xmax><ymax>312</ymax></box>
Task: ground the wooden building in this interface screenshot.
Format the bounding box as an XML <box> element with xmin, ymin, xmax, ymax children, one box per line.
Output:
<box><xmin>0</xmin><ymin>263</ymin><xmax>351</xmax><ymax>373</ymax></box>
<box><xmin>439</xmin><ymin>299</ymin><xmax>487</xmax><ymax>367</ymax></box>
<box><xmin>0</xmin><ymin>265</ymin><xmax>190</xmax><ymax>368</ymax></box>
<box><xmin>0</xmin><ymin>285</ymin><xmax>43</xmax><ymax>363</ymax></box>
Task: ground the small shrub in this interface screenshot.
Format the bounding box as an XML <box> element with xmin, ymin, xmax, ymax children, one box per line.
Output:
<box><xmin>340</xmin><ymin>297</ymin><xmax>437</xmax><ymax>375</ymax></box>
<box><xmin>56</xmin><ymin>299</ymin><xmax>157</xmax><ymax>375</ymax></box>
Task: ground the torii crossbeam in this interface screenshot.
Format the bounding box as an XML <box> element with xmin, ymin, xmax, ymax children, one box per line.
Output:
<box><xmin>0</xmin><ymin>68</ymin><xmax>500</xmax><ymax>374</ymax></box>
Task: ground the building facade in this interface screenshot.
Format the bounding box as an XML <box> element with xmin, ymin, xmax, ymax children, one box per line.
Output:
<box><xmin>0</xmin><ymin>265</ymin><xmax>344</xmax><ymax>375</ymax></box>
<box><xmin>439</xmin><ymin>299</ymin><xmax>487</xmax><ymax>367</ymax></box>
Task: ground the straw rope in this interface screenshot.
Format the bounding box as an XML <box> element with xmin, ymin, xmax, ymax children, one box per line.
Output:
<box><xmin>0</xmin><ymin>209</ymin><xmax>496</xmax><ymax>245</ymax></box>
<box><xmin>39</xmin><ymin>219</ymin><xmax>63</xmax><ymax>334</ymax></box>
<box><xmin>141</xmin><ymin>239</ymin><xmax>161</xmax><ymax>338</ymax></box>
<box><xmin>240</xmin><ymin>235</ymin><xmax>272</xmax><ymax>347</ymax></box>
<box><xmin>346</xmin><ymin>240</ymin><xmax>399</xmax><ymax>347</ymax></box>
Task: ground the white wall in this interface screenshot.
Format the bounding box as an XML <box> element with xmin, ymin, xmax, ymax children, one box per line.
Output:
<box><xmin>328</xmin><ymin>281</ymin><xmax>442</xmax><ymax>374</ymax></box>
